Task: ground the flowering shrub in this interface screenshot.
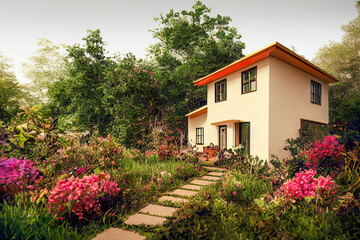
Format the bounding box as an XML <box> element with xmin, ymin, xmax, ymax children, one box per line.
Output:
<box><xmin>219</xmin><ymin>175</ymin><xmax>244</xmax><ymax>203</ymax></box>
<box><xmin>281</xmin><ymin>169</ymin><xmax>336</xmax><ymax>199</ymax></box>
<box><xmin>158</xmin><ymin>143</ymin><xmax>177</xmax><ymax>160</ymax></box>
<box><xmin>173</xmin><ymin>165</ymin><xmax>202</xmax><ymax>181</ymax></box>
<box><xmin>48</xmin><ymin>173</ymin><xmax>120</xmax><ymax>220</ymax></box>
<box><xmin>302</xmin><ymin>135</ymin><xmax>344</xmax><ymax>177</ymax></box>
<box><xmin>50</xmin><ymin>134</ymin><xmax>123</xmax><ymax>175</ymax></box>
<box><xmin>0</xmin><ymin>157</ymin><xmax>39</xmax><ymax>195</ymax></box>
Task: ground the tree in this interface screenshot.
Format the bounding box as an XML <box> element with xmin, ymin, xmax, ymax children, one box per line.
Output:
<box><xmin>22</xmin><ymin>39</ymin><xmax>67</xmax><ymax>103</ymax></box>
<box><xmin>49</xmin><ymin>30</ymin><xmax>114</xmax><ymax>134</ymax></box>
<box><xmin>49</xmin><ymin>30</ymin><xmax>163</xmax><ymax>148</ymax></box>
<box><xmin>149</xmin><ymin>1</ymin><xmax>245</xmax><ymax>129</ymax></box>
<box><xmin>0</xmin><ymin>53</ymin><xmax>23</xmax><ymax>124</ymax></box>
<box><xmin>314</xmin><ymin>1</ymin><xmax>360</xmax><ymax>140</ymax></box>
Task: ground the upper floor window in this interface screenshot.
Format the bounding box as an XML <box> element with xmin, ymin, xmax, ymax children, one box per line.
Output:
<box><xmin>242</xmin><ymin>67</ymin><xmax>257</xmax><ymax>94</ymax></box>
<box><xmin>311</xmin><ymin>80</ymin><xmax>321</xmax><ymax>105</ymax></box>
<box><xmin>215</xmin><ymin>79</ymin><xmax>227</xmax><ymax>102</ymax></box>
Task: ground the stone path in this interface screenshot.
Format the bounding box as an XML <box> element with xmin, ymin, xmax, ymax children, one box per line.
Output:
<box><xmin>92</xmin><ymin>228</ymin><xmax>145</xmax><ymax>240</ymax></box>
<box><xmin>92</xmin><ymin>167</ymin><xmax>228</xmax><ymax>240</ymax></box>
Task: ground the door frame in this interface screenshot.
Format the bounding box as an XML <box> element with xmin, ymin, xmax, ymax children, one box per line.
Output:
<box><xmin>218</xmin><ymin>125</ymin><xmax>227</xmax><ymax>149</ymax></box>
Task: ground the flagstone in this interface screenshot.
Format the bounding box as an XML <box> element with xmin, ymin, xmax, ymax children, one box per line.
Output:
<box><xmin>190</xmin><ymin>179</ymin><xmax>214</xmax><ymax>185</ymax></box>
<box><xmin>181</xmin><ymin>184</ymin><xmax>201</xmax><ymax>190</ymax></box>
<box><xmin>139</xmin><ymin>204</ymin><xmax>179</xmax><ymax>217</ymax></box>
<box><xmin>208</xmin><ymin>171</ymin><xmax>226</xmax><ymax>176</ymax></box>
<box><xmin>92</xmin><ymin>227</ymin><xmax>145</xmax><ymax>240</ymax></box>
<box><xmin>169</xmin><ymin>189</ymin><xmax>198</xmax><ymax>197</ymax></box>
<box><xmin>201</xmin><ymin>175</ymin><xmax>221</xmax><ymax>181</ymax></box>
<box><xmin>124</xmin><ymin>213</ymin><xmax>167</xmax><ymax>226</ymax></box>
<box><xmin>203</xmin><ymin>166</ymin><xmax>228</xmax><ymax>171</ymax></box>
<box><xmin>158</xmin><ymin>195</ymin><xmax>189</xmax><ymax>204</ymax></box>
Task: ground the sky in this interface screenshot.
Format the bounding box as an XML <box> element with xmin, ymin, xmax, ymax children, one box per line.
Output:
<box><xmin>0</xmin><ymin>0</ymin><xmax>358</xmax><ymax>84</ymax></box>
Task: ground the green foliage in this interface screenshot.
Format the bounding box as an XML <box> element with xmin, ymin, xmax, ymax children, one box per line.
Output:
<box><xmin>49</xmin><ymin>30</ymin><xmax>164</xmax><ymax>148</ymax></box>
<box><xmin>4</xmin><ymin>106</ymin><xmax>59</xmax><ymax>161</ymax></box>
<box><xmin>314</xmin><ymin>2</ymin><xmax>360</xmax><ymax>142</ymax></box>
<box><xmin>338</xmin><ymin>142</ymin><xmax>360</xmax><ymax>198</ymax></box>
<box><xmin>153</xmin><ymin>169</ymin><xmax>360</xmax><ymax>240</ymax></box>
<box><xmin>0</xmin><ymin>198</ymin><xmax>85</xmax><ymax>240</ymax></box>
<box><xmin>22</xmin><ymin>39</ymin><xmax>68</xmax><ymax>103</ymax></box>
<box><xmin>149</xmin><ymin>1</ymin><xmax>245</xmax><ymax>130</ymax></box>
<box><xmin>0</xmin><ymin>53</ymin><xmax>24</xmax><ymax>124</ymax></box>
<box><xmin>216</xmin><ymin>149</ymin><xmax>270</xmax><ymax>177</ymax></box>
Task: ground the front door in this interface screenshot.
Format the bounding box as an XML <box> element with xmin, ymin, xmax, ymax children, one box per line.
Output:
<box><xmin>240</xmin><ymin>122</ymin><xmax>250</xmax><ymax>155</ymax></box>
<box><xmin>219</xmin><ymin>125</ymin><xmax>227</xmax><ymax>149</ymax></box>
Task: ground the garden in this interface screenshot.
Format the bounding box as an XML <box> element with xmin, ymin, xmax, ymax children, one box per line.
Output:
<box><xmin>0</xmin><ymin>106</ymin><xmax>360</xmax><ymax>239</ymax></box>
<box><xmin>1</xmin><ymin>1</ymin><xmax>360</xmax><ymax>239</ymax></box>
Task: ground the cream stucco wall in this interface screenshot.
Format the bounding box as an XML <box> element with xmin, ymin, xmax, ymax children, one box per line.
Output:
<box><xmin>205</xmin><ymin>58</ymin><xmax>270</xmax><ymax>160</ymax></box>
<box><xmin>188</xmin><ymin>111</ymin><xmax>208</xmax><ymax>151</ymax></box>
<box><xmin>269</xmin><ymin>57</ymin><xmax>329</xmax><ymax>160</ymax></box>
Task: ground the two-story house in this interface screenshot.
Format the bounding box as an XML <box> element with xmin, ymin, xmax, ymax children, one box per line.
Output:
<box><xmin>186</xmin><ymin>42</ymin><xmax>339</xmax><ymax>161</ymax></box>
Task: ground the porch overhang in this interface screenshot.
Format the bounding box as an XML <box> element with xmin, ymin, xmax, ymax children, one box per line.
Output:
<box><xmin>211</xmin><ymin>119</ymin><xmax>240</xmax><ymax>126</ymax></box>
<box><xmin>185</xmin><ymin>105</ymin><xmax>208</xmax><ymax>119</ymax></box>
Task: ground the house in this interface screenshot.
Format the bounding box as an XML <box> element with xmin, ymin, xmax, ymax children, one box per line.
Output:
<box><xmin>186</xmin><ymin>42</ymin><xmax>339</xmax><ymax>161</ymax></box>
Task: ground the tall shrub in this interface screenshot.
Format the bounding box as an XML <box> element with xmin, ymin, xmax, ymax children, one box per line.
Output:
<box><xmin>302</xmin><ymin>135</ymin><xmax>344</xmax><ymax>177</ymax></box>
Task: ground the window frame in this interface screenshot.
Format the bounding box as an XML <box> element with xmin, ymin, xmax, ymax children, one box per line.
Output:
<box><xmin>242</xmin><ymin>67</ymin><xmax>257</xmax><ymax>94</ymax></box>
<box><xmin>196</xmin><ymin>127</ymin><xmax>204</xmax><ymax>145</ymax></box>
<box><xmin>215</xmin><ymin>79</ymin><xmax>227</xmax><ymax>103</ymax></box>
<box><xmin>311</xmin><ymin>80</ymin><xmax>321</xmax><ymax>105</ymax></box>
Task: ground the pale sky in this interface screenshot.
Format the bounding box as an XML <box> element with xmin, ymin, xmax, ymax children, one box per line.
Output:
<box><xmin>0</xmin><ymin>0</ymin><xmax>358</xmax><ymax>83</ymax></box>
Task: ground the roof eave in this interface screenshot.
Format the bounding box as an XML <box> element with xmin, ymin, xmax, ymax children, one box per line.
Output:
<box><xmin>193</xmin><ymin>42</ymin><xmax>339</xmax><ymax>86</ymax></box>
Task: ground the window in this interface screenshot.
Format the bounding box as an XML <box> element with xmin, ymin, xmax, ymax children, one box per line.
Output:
<box><xmin>215</xmin><ymin>79</ymin><xmax>227</xmax><ymax>102</ymax></box>
<box><xmin>301</xmin><ymin>119</ymin><xmax>328</xmax><ymax>140</ymax></box>
<box><xmin>311</xmin><ymin>80</ymin><xmax>321</xmax><ymax>105</ymax></box>
<box><xmin>196</xmin><ymin>128</ymin><xmax>204</xmax><ymax>145</ymax></box>
<box><xmin>242</xmin><ymin>67</ymin><xmax>257</xmax><ymax>94</ymax></box>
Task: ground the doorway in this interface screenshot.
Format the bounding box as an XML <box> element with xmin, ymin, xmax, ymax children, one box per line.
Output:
<box><xmin>219</xmin><ymin>125</ymin><xmax>227</xmax><ymax>149</ymax></box>
<box><xmin>235</xmin><ymin>122</ymin><xmax>250</xmax><ymax>154</ymax></box>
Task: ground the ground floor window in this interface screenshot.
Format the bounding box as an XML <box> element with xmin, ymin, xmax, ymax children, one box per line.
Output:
<box><xmin>300</xmin><ymin>119</ymin><xmax>328</xmax><ymax>141</ymax></box>
<box><xmin>196</xmin><ymin>127</ymin><xmax>204</xmax><ymax>145</ymax></box>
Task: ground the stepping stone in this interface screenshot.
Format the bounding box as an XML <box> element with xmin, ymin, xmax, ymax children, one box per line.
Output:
<box><xmin>124</xmin><ymin>213</ymin><xmax>167</xmax><ymax>226</ymax></box>
<box><xmin>158</xmin><ymin>196</ymin><xmax>189</xmax><ymax>204</ymax></box>
<box><xmin>190</xmin><ymin>179</ymin><xmax>214</xmax><ymax>186</ymax></box>
<box><xmin>169</xmin><ymin>189</ymin><xmax>198</xmax><ymax>197</ymax></box>
<box><xmin>92</xmin><ymin>227</ymin><xmax>145</xmax><ymax>240</ymax></box>
<box><xmin>203</xmin><ymin>166</ymin><xmax>228</xmax><ymax>171</ymax></box>
<box><xmin>208</xmin><ymin>171</ymin><xmax>225</xmax><ymax>176</ymax></box>
<box><xmin>201</xmin><ymin>175</ymin><xmax>221</xmax><ymax>181</ymax></box>
<box><xmin>181</xmin><ymin>184</ymin><xmax>201</xmax><ymax>190</ymax></box>
<box><xmin>139</xmin><ymin>204</ymin><xmax>179</xmax><ymax>217</ymax></box>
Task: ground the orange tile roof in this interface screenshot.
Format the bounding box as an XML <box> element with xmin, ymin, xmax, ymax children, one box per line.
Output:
<box><xmin>193</xmin><ymin>42</ymin><xmax>339</xmax><ymax>86</ymax></box>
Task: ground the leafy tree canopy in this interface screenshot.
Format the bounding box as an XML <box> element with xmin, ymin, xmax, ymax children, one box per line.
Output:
<box><xmin>314</xmin><ymin>1</ymin><xmax>360</xmax><ymax>140</ymax></box>
<box><xmin>22</xmin><ymin>39</ymin><xmax>67</xmax><ymax>103</ymax></box>
<box><xmin>0</xmin><ymin>53</ymin><xmax>24</xmax><ymax>124</ymax></box>
<box><xmin>149</xmin><ymin>1</ymin><xmax>245</xmax><ymax>128</ymax></box>
<box><xmin>48</xmin><ymin>30</ymin><xmax>163</xmax><ymax>148</ymax></box>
